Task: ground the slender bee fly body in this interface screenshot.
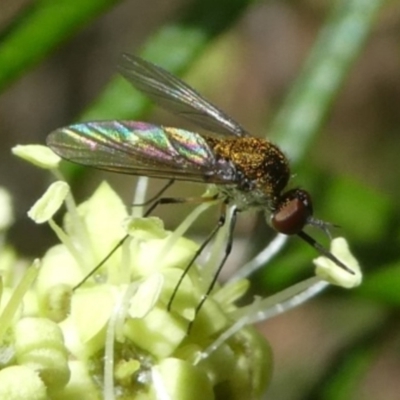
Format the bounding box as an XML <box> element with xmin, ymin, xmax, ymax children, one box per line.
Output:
<box><xmin>46</xmin><ymin>54</ymin><xmax>354</xmax><ymax>319</ymax></box>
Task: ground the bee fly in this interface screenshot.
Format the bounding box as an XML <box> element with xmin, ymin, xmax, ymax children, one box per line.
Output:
<box><xmin>47</xmin><ymin>54</ymin><xmax>353</xmax><ymax>322</ymax></box>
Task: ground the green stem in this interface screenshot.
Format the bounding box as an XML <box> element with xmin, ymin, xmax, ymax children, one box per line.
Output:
<box><xmin>270</xmin><ymin>0</ymin><xmax>386</xmax><ymax>164</ymax></box>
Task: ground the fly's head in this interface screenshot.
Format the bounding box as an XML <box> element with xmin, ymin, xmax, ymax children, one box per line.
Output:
<box><xmin>271</xmin><ymin>188</ymin><xmax>334</xmax><ymax>236</ymax></box>
<box><xmin>269</xmin><ymin>188</ymin><xmax>355</xmax><ymax>275</ymax></box>
<box><xmin>271</xmin><ymin>188</ymin><xmax>314</xmax><ymax>235</ymax></box>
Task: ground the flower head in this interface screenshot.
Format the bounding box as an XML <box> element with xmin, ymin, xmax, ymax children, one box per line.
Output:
<box><xmin>3</xmin><ymin>144</ymin><xmax>361</xmax><ymax>399</ymax></box>
<box><xmin>7</xmin><ymin>144</ymin><xmax>275</xmax><ymax>400</ymax></box>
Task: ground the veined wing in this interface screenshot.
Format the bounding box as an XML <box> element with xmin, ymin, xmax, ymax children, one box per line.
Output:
<box><xmin>46</xmin><ymin>121</ymin><xmax>238</xmax><ymax>184</ymax></box>
<box><xmin>118</xmin><ymin>53</ymin><xmax>249</xmax><ymax>138</ymax></box>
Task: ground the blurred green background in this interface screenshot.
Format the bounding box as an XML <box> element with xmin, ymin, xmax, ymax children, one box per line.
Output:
<box><xmin>1</xmin><ymin>0</ymin><xmax>400</xmax><ymax>399</ymax></box>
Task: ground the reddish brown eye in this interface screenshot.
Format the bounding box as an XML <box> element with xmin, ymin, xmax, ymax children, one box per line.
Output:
<box><xmin>271</xmin><ymin>189</ymin><xmax>313</xmax><ymax>235</ymax></box>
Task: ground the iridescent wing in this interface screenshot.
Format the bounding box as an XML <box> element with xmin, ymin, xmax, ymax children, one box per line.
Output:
<box><xmin>46</xmin><ymin>121</ymin><xmax>238</xmax><ymax>184</ymax></box>
<box><xmin>118</xmin><ymin>53</ymin><xmax>249</xmax><ymax>138</ymax></box>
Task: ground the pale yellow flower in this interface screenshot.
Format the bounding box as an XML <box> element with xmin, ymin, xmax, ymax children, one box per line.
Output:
<box><xmin>1</xmin><ymin>144</ymin><xmax>360</xmax><ymax>399</ymax></box>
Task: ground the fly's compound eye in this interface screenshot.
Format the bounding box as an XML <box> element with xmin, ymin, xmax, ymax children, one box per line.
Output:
<box><xmin>271</xmin><ymin>189</ymin><xmax>313</xmax><ymax>235</ymax></box>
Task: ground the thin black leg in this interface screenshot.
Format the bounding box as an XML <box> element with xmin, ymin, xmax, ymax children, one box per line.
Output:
<box><xmin>167</xmin><ymin>202</ymin><xmax>227</xmax><ymax>311</ymax></box>
<box><xmin>144</xmin><ymin>195</ymin><xmax>208</xmax><ymax>217</ymax></box>
<box><xmin>188</xmin><ymin>206</ymin><xmax>240</xmax><ymax>333</ymax></box>
<box><xmin>73</xmin><ymin>233</ymin><xmax>130</xmax><ymax>289</ymax></box>
<box><xmin>73</xmin><ymin>189</ymin><xmax>219</xmax><ymax>290</ymax></box>
<box><xmin>133</xmin><ymin>179</ymin><xmax>175</xmax><ymax>207</ymax></box>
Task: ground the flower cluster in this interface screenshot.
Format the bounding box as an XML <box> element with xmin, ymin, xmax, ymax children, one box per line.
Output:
<box><xmin>0</xmin><ymin>145</ymin><xmax>361</xmax><ymax>400</ymax></box>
